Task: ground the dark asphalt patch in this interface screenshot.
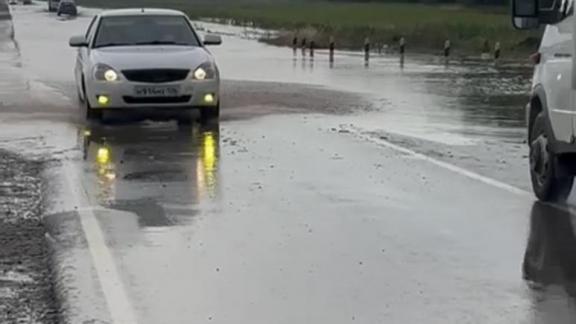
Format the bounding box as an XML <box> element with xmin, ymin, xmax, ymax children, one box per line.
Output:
<box><xmin>109</xmin><ymin>198</ymin><xmax>173</xmax><ymax>227</ymax></box>
<box><xmin>220</xmin><ymin>80</ymin><xmax>375</xmax><ymax>120</ymax></box>
<box><xmin>123</xmin><ymin>169</ymin><xmax>188</xmax><ymax>181</ymax></box>
<box><xmin>0</xmin><ymin>150</ymin><xmax>59</xmax><ymax>324</ymax></box>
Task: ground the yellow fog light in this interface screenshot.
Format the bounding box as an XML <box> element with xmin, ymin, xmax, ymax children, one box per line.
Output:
<box><xmin>97</xmin><ymin>147</ymin><xmax>110</xmax><ymax>165</ymax></box>
<box><xmin>97</xmin><ymin>95</ymin><xmax>110</xmax><ymax>106</ymax></box>
<box><xmin>204</xmin><ymin>94</ymin><xmax>215</xmax><ymax>104</ymax></box>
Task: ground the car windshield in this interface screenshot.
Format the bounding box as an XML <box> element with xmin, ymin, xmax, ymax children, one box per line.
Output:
<box><xmin>93</xmin><ymin>15</ymin><xmax>200</xmax><ymax>48</ymax></box>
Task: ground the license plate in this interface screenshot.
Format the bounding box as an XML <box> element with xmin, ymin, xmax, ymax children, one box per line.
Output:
<box><xmin>134</xmin><ymin>86</ymin><xmax>180</xmax><ymax>97</ymax></box>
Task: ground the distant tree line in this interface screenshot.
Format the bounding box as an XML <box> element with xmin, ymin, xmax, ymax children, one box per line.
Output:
<box><xmin>322</xmin><ymin>0</ymin><xmax>508</xmax><ymax>6</ymax></box>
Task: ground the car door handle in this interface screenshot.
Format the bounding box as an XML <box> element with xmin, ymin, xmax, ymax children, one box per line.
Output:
<box><xmin>554</xmin><ymin>53</ymin><xmax>572</xmax><ymax>58</ymax></box>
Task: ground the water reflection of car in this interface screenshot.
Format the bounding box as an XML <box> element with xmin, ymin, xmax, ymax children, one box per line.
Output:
<box><xmin>80</xmin><ymin>123</ymin><xmax>220</xmax><ymax>208</ymax></box>
<box><xmin>57</xmin><ymin>0</ymin><xmax>77</xmax><ymax>17</ymax></box>
<box><xmin>69</xmin><ymin>9</ymin><xmax>222</xmax><ymax>124</ymax></box>
<box><xmin>523</xmin><ymin>202</ymin><xmax>576</xmax><ymax>296</ymax></box>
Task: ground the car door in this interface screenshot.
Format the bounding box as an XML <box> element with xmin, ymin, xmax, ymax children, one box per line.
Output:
<box><xmin>542</xmin><ymin>0</ymin><xmax>574</xmax><ymax>144</ymax></box>
<box><xmin>76</xmin><ymin>16</ymin><xmax>97</xmax><ymax>97</ymax></box>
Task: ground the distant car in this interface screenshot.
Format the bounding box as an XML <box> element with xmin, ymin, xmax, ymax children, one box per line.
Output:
<box><xmin>69</xmin><ymin>9</ymin><xmax>222</xmax><ymax>124</ymax></box>
<box><xmin>48</xmin><ymin>0</ymin><xmax>60</xmax><ymax>12</ymax></box>
<box><xmin>57</xmin><ymin>0</ymin><xmax>77</xmax><ymax>16</ymax></box>
<box><xmin>22</xmin><ymin>0</ymin><xmax>32</xmax><ymax>4</ymax></box>
<box><xmin>8</xmin><ymin>0</ymin><xmax>17</xmax><ymax>5</ymax></box>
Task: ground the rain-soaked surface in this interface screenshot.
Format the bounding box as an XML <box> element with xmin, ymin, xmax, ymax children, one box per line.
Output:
<box><xmin>0</xmin><ymin>3</ymin><xmax>59</xmax><ymax>323</ymax></box>
<box><xmin>3</xmin><ymin>2</ymin><xmax>576</xmax><ymax>324</ymax></box>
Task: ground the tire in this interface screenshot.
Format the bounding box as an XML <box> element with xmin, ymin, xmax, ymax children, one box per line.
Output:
<box><xmin>529</xmin><ymin>113</ymin><xmax>574</xmax><ymax>202</ymax></box>
<box><xmin>200</xmin><ymin>104</ymin><xmax>220</xmax><ymax>124</ymax></box>
<box><xmin>85</xmin><ymin>101</ymin><xmax>101</xmax><ymax>121</ymax></box>
<box><xmin>81</xmin><ymin>80</ymin><xmax>101</xmax><ymax>121</ymax></box>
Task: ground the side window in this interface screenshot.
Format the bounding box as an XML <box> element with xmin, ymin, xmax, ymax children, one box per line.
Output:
<box><xmin>561</xmin><ymin>0</ymin><xmax>574</xmax><ymax>17</ymax></box>
<box><xmin>543</xmin><ymin>0</ymin><xmax>574</xmax><ymax>22</ymax></box>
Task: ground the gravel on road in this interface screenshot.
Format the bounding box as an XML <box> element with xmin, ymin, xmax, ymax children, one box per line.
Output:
<box><xmin>0</xmin><ymin>150</ymin><xmax>59</xmax><ymax>324</ymax></box>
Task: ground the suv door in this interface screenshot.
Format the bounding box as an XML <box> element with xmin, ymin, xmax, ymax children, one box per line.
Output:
<box><xmin>537</xmin><ymin>0</ymin><xmax>574</xmax><ymax>143</ymax></box>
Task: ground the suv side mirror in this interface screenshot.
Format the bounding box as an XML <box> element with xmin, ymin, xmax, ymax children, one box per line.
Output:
<box><xmin>512</xmin><ymin>0</ymin><xmax>539</xmax><ymax>29</ymax></box>
<box><xmin>69</xmin><ymin>35</ymin><xmax>88</xmax><ymax>47</ymax></box>
<box><xmin>513</xmin><ymin>17</ymin><xmax>540</xmax><ymax>29</ymax></box>
<box><xmin>512</xmin><ymin>0</ymin><xmax>570</xmax><ymax>29</ymax></box>
<box><xmin>203</xmin><ymin>34</ymin><xmax>222</xmax><ymax>46</ymax></box>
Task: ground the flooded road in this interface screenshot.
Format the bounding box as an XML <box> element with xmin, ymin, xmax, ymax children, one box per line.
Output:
<box><xmin>2</xmin><ymin>2</ymin><xmax>575</xmax><ymax>324</ymax></box>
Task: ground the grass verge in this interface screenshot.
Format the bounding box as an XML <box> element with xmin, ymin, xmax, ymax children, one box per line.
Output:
<box><xmin>77</xmin><ymin>0</ymin><xmax>541</xmax><ymax>57</ymax></box>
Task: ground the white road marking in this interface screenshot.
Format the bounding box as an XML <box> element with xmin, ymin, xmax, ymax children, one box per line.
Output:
<box><xmin>345</xmin><ymin>127</ymin><xmax>532</xmax><ymax>197</ymax></box>
<box><xmin>64</xmin><ymin>162</ymin><xmax>139</xmax><ymax>324</ymax></box>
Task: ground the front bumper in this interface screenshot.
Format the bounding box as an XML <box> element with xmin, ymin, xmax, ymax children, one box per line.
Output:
<box><xmin>85</xmin><ymin>78</ymin><xmax>219</xmax><ymax>110</ymax></box>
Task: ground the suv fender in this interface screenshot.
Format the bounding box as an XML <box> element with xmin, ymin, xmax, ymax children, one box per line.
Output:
<box><xmin>528</xmin><ymin>85</ymin><xmax>561</xmax><ymax>151</ymax></box>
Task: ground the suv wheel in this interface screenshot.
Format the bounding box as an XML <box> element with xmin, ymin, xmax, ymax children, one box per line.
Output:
<box><xmin>530</xmin><ymin>113</ymin><xmax>574</xmax><ymax>201</ymax></box>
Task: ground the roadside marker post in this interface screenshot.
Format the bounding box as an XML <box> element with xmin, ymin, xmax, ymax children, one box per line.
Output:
<box><xmin>364</xmin><ymin>37</ymin><xmax>370</xmax><ymax>64</ymax></box>
<box><xmin>399</xmin><ymin>37</ymin><xmax>406</xmax><ymax>55</ymax></box>
<box><xmin>444</xmin><ymin>39</ymin><xmax>451</xmax><ymax>58</ymax></box>
<box><xmin>399</xmin><ymin>37</ymin><xmax>406</xmax><ymax>68</ymax></box>
<box><xmin>329</xmin><ymin>36</ymin><xmax>335</xmax><ymax>63</ymax></box>
<box><xmin>310</xmin><ymin>40</ymin><xmax>315</xmax><ymax>58</ymax></box>
<box><xmin>494</xmin><ymin>42</ymin><xmax>501</xmax><ymax>60</ymax></box>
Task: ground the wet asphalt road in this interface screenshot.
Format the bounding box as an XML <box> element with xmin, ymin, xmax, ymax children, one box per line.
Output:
<box><xmin>2</xmin><ymin>2</ymin><xmax>576</xmax><ymax>324</ymax></box>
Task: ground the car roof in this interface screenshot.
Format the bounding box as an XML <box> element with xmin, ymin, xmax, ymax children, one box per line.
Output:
<box><xmin>99</xmin><ymin>8</ymin><xmax>186</xmax><ymax>17</ymax></box>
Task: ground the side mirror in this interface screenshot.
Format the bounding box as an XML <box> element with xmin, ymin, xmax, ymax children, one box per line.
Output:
<box><xmin>69</xmin><ymin>35</ymin><xmax>88</xmax><ymax>47</ymax></box>
<box><xmin>513</xmin><ymin>17</ymin><xmax>540</xmax><ymax>29</ymax></box>
<box><xmin>203</xmin><ymin>34</ymin><xmax>222</xmax><ymax>46</ymax></box>
<box><xmin>512</xmin><ymin>0</ymin><xmax>539</xmax><ymax>29</ymax></box>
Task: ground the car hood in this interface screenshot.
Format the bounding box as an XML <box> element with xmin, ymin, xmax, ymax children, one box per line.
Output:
<box><xmin>90</xmin><ymin>46</ymin><xmax>213</xmax><ymax>71</ymax></box>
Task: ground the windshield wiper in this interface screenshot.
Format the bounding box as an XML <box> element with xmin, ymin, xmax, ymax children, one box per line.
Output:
<box><xmin>94</xmin><ymin>42</ymin><xmax>133</xmax><ymax>48</ymax></box>
<box><xmin>134</xmin><ymin>41</ymin><xmax>192</xmax><ymax>46</ymax></box>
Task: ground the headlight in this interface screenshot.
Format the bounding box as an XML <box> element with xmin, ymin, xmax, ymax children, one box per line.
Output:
<box><xmin>194</xmin><ymin>68</ymin><xmax>207</xmax><ymax>80</ymax></box>
<box><xmin>94</xmin><ymin>64</ymin><xmax>120</xmax><ymax>82</ymax></box>
<box><xmin>192</xmin><ymin>62</ymin><xmax>217</xmax><ymax>80</ymax></box>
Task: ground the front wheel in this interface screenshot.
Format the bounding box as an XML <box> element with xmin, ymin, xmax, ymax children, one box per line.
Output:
<box><xmin>530</xmin><ymin>113</ymin><xmax>574</xmax><ymax>202</ymax></box>
<box><xmin>82</xmin><ymin>94</ymin><xmax>101</xmax><ymax>121</ymax></box>
<box><xmin>85</xmin><ymin>102</ymin><xmax>101</xmax><ymax>121</ymax></box>
<box><xmin>200</xmin><ymin>104</ymin><xmax>220</xmax><ymax>124</ymax></box>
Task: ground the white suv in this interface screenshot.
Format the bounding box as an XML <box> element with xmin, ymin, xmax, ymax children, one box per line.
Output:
<box><xmin>513</xmin><ymin>0</ymin><xmax>576</xmax><ymax>201</ymax></box>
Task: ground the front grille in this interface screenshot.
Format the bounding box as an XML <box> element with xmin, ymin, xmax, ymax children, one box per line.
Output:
<box><xmin>123</xmin><ymin>96</ymin><xmax>191</xmax><ymax>104</ymax></box>
<box><xmin>122</xmin><ymin>69</ymin><xmax>190</xmax><ymax>83</ymax></box>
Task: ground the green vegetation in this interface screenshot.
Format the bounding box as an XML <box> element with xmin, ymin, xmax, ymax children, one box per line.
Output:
<box><xmin>77</xmin><ymin>0</ymin><xmax>540</xmax><ymax>56</ymax></box>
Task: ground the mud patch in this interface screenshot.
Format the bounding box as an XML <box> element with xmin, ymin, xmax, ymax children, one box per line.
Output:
<box><xmin>109</xmin><ymin>198</ymin><xmax>173</xmax><ymax>227</ymax></box>
<box><xmin>0</xmin><ymin>150</ymin><xmax>59</xmax><ymax>324</ymax></box>
<box><xmin>221</xmin><ymin>80</ymin><xmax>375</xmax><ymax>120</ymax></box>
<box><xmin>123</xmin><ymin>169</ymin><xmax>187</xmax><ymax>181</ymax></box>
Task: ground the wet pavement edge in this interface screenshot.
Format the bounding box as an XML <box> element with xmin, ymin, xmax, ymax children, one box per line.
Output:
<box><xmin>44</xmin><ymin>210</ymin><xmax>113</xmax><ymax>324</ymax></box>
